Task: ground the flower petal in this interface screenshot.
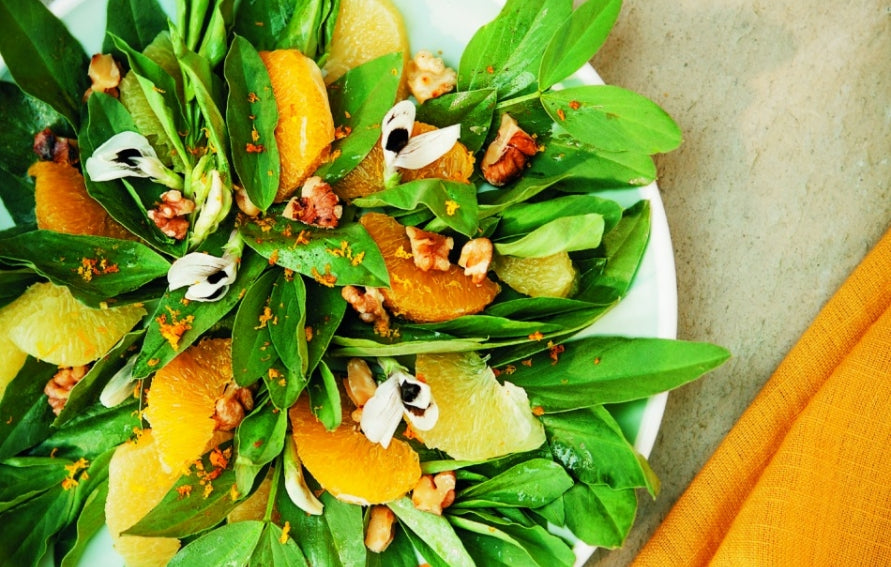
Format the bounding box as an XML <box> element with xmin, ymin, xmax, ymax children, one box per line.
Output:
<box><xmin>382</xmin><ymin>100</ymin><xmax>416</xmax><ymax>170</ymax></box>
<box><xmin>360</xmin><ymin>375</ymin><xmax>403</xmax><ymax>448</ymax></box>
<box><xmin>100</xmin><ymin>355</ymin><xmax>137</xmax><ymax>408</ymax></box>
<box><xmin>284</xmin><ymin>436</ymin><xmax>324</xmax><ymax>515</ymax></box>
<box><xmin>392</xmin><ymin>124</ymin><xmax>461</xmax><ymax>170</ymax></box>
<box><xmin>184</xmin><ymin>280</ymin><xmax>230</xmax><ymax>302</ymax></box>
<box><xmin>404</xmin><ymin>400</ymin><xmax>439</xmax><ymax>432</ymax></box>
<box><xmin>167</xmin><ymin>252</ymin><xmax>233</xmax><ymax>290</ymax></box>
<box><xmin>397</xmin><ymin>371</ymin><xmax>433</xmax><ymax>410</ymax></box>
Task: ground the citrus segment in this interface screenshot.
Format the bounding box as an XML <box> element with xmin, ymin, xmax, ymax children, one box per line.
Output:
<box><xmin>493</xmin><ymin>251</ymin><xmax>577</xmax><ymax>298</ymax></box>
<box><xmin>288</xmin><ymin>395</ymin><xmax>421</xmax><ymax>505</ymax></box>
<box><xmin>227</xmin><ymin>472</ymin><xmax>272</xmax><ymax>523</ymax></box>
<box><xmin>144</xmin><ymin>338</ymin><xmax>234</xmax><ymax>473</ymax></box>
<box><xmin>106</xmin><ymin>430</ymin><xmax>181</xmax><ymax>567</ymax></box>
<box><xmin>359</xmin><ymin>213</ymin><xmax>498</xmax><ymax>323</ymax></box>
<box><xmin>414</xmin><ymin>352</ymin><xmax>546</xmax><ymax>460</ymax></box>
<box><xmin>3</xmin><ymin>282</ymin><xmax>145</xmax><ymax>367</ymax></box>
<box><xmin>334</xmin><ymin>122</ymin><xmax>475</xmax><ymax>200</ymax></box>
<box><xmin>0</xmin><ymin>307</ymin><xmax>27</xmax><ymax>399</ymax></box>
<box><xmin>322</xmin><ymin>0</ymin><xmax>409</xmax><ymax>85</ymax></box>
<box><xmin>29</xmin><ymin>160</ymin><xmax>133</xmax><ymax>240</ymax></box>
<box><xmin>260</xmin><ymin>49</ymin><xmax>335</xmax><ymax>202</ymax></box>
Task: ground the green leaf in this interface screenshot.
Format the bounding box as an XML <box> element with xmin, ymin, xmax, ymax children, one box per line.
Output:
<box><xmin>308</xmin><ymin>361</ymin><xmax>341</xmax><ymax>431</ymax></box>
<box><xmin>278</xmin><ymin>0</ymin><xmax>340</xmax><ymax>59</ymax></box>
<box><xmin>176</xmin><ymin>48</ymin><xmax>230</xmax><ymax>166</ymax></box>
<box><xmin>541</xmin><ymin>86</ymin><xmax>682</xmax><ymax>154</ymax></box>
<box><xmin>561</xmin><ymin>482</ymin><xmax>637</xmax><ymax>548</ymax></box>
<box><xmin>168</xmin><ymin>521</ymin><xmax>264</xmax><ymax>566</ymax></box>
<box><xmin>0</xmin><ymin>81</ymin><xmax>71</xmax><ymax>178</ymax></box>
<box><xmin>451</xmin><ymin>511</ymin><xmax>576</xmax><ymax>567</ymax></box>
<box><xmin>263</xmin><ymin>360</ymin><xmax>307</xmax><ymax>411</ymax></box>
<box><xmin>416</xmin><ymin>88</ymin><xmax>498</xmax><ymax>153</ymax></box>
<box><xmin>0</xmin><ymin>457</ymin><xmax>68</xmax><ymax>514</ymax></box>
<box><xmin>388</xmin><ymin>497</ymin><xmax>475</xmax><ymax>567</ymax></box>
<box><xmin>0</xmin><ymin>357</ymin><xmax>58</xmax><ymax>460</ymax></box>
<box><xmin>102</xmin><ymin>0</ymin><xmax>169</xmax><ymax>54</ymax></box>
<box><xmin>240</xmin><ymin>217</ymin><xmax>389</xmax><ymax>288</ymax></box>
<box><xmin>232</xmin><ymin>268</ymin><xmax>278</xmax><ymax>387</ymax></box>
<box><xmin>538</xmin><ymin>0</ymin><xmax>622</xmax><ymax>90</ymax></box>
<box><xmin>235</xmin><ymin>400</ymin><xmax>288</xmax><ymax>494</ymax></box>
<box><xmin>268</xmin><ymin>272</ymin><xmax>308</xmax><ymax>375</ymax></box>
<box><xmin>315</xmin><ymin>52</ymin><xmax>403</xmax><ymax>183</ymax></box>
<box><xmin>541</xmin><ymin>406</ymin><xmax>658</xmax><ymax>495</ymax></box>
<box><xmin>0</xmin><ymin>483</ymin><xmax>76</xmax><ymax>567</ymax></box>
<box><xmin>250</xmin><ymin>522</ymin><xmax>310</xmax><ymax>566</ymax></box>
<box><xmin>58</xmin><ymin>480</ymin><xmax>109</xmax><ymax>567</ymax></box>
<box><xmin>506</xmin><ymin>336</ymin><xmax>731</xmax><ymax>410</ymax></box>
<box><xmin>494</xmin><ymin>213</ymin><xmax>604</xmax><ymax>258</ymax></box>
<box><xmin>31</xmin><ymin>401</ymin><xmax>140</xmax><ymax>461</ymax></box>
<box><xmin>453</xmin><ymin>458</ymin><xmax>573</xmax><ymax>509</ymax></box>
<box><xmin>0</xmin><ymin>231</ymin><xmax>169</xmax><ymax>306</ymax></box>
<box><xmin>497</xmin><ymin>194</ymin><xmax>623</xmax><ymax>238</ymax></box>
<box><xmin>458</xmin><ymin>0</ymin><xmax>572</xmax><ymax>98</ymax></box>
<box><xmin>353</xmin><ymin>179</ymin><xmax>479</xmax><ymax>237</ymax></box>
<box><xmin>303</xmin><ymin>281</ymin><xmax>348</xmax><ymax>374</ymax></box>
<box><xmin>365</xmin><ymin>527</ymin><xmax>420</xmax><ymax>567</ymax></box>
<box><xmin>224</xmin><ymin>35</ymin><xmax>280</xmax><ymax>212</ymax></box>
<box><xmin>318</xmin><ymin>492</ymin><xmax>366</xmax><ymax>566</ymax></box>
<box><xmin>126</xmin><ymin>443</ymin><xmax>250</xmax><ymax>538</ymax></box>
<box><xmin>0</xmin><ymin>269</ymin><xmax>40</xmax><ymax>309</ymax></box>
<box><xmin>133</xmin><ymin>248</ymin><xmax>267</xmax><ymax>378</ymax></box>
<box><xmin>232</xmin><ymin>0</ymin><xmax>294</xmax><ymax>51</ymax></box>
<box><xmin>196</xmin><ymin>1</ymin><xmax>233</xmax><ymax>68</ymax></box>
<box><xmin>0</xmin><ymin>0</ymin><xmax>89</xmax><ymax>128</ymax></box>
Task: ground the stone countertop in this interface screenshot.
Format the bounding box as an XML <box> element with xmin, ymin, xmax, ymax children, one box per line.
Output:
<box><xmin>586</xmin><ymin>2</ymin><xmax>890</xmax><ymax>565</ymax></box>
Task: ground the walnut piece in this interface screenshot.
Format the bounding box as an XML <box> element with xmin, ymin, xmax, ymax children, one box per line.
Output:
<box><xmin>480</xmin><ymin>113</ymin><xmax>538</xmax><ymax>186</ymax></box>
<box><xmin>411</xmin><ymin>471</ymin><xmax>457</xmax><ymax>515</ymax></box>
<box><xmin>84</xmin><ymin>53</ymin><xmax>122</xmax><ymax>100</ymax></box>
<box><xmin>33</xmin><ymin>128</ymin><xmax>78</xmax><ymax>165</ymax></box>
<box><xmin>147</xmin><ymin>190</ymin><xmax>195</xmax><ymax>240</ymax></box>
<box><xmin>344</xmin><ymin>358</ymin><xmax>377</xmax><ymax>410</ymax></box>
<box><xmin>458</xmin><ymin>238</ymin><xmax>493</xmax><ymax>285</ymax></box>
<box><xmin>45</xmin><ymin>366</ymin><xmax>89</xmax><ymax>415</ymax></box>
<box><xmin>365</xmin><ymin>505</ymin><xmax>397</xmax><ymax>553</ymax></box>
<box><xmin>406</xmin><ymin>50</ymin><xmax>457</xmax><ymax>104</ymax></box>
<box><xmin>213</xmin><ymin>385</ymin><xmax>254</xmax><ymax>431</ymax></box>
<box><xmin>282</xmin><ymin>176</ymin><xmax>342</xmax><ymax>229</ymax></box>
<box><xmin>405</xmin><ymin>226</ymin><xmax>454</xmax><ymax>272</ymax></box>
<box><xmin>342</xmin><ymin>285</ymin><xmax>391</xmax><ymax>335</ymax></box>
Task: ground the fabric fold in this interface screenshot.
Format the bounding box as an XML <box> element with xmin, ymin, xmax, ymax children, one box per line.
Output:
<box><xmin>633</xmin><ymin>227</ymin><xmax>891</xmax><ymax>566</ymax></box>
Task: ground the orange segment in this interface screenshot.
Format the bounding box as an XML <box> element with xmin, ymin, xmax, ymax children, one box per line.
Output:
<box><xmin>29</xmin><ymin>160</ymin><xmax>133</xmax><ymax>240</ymax></box>
<box><xmin>289</xmin><ymin>395</ymin><xmax>421</xmax><ymax>505</ymax></box>
<box><xmin>144</xmin><ymin>338</ymin><xmax>234</xmax><ymax>473</ymax></box>
<box><xmin>334</xmin><ymin>122</ymin><xmax>475</xmax><ymax>200</ymax></box>
<box><xmin>359</xmin><ymin>213</ymin><xmax>499</xmax><ymax>323</ymax></box>
<box><xmin>493</xmin><ymin>252</ymin><xmax>578</xmax><ymax>298</ymax></box>
<box><xmin>322</xmin><ymin>0</ymin><xmax>409</xmax><ymax>85</ymax></box>
<box><xmin>106</xmin><ymin>430</ymin><xmax>181</xmax><ymax>567</ymax></box>
<box><xmin>3</xmin><ymin>282</ymin><xmax>145</xmax><ymax>367</ymax></box>
<box><xmin>260</xmin><ymin>49</ymin><xmax>335</xmax><ymax>202</ymax></box>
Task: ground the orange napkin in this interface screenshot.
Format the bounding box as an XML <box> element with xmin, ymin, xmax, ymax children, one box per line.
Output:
<box><xmin>633</xmin><ymin>227</ymin><xmax>891</xmax><ymax>567</ymax></box>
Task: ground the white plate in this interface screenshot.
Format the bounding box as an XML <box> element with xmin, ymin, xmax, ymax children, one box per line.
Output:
<box><xmin>3</xmin><ymin>0</ymin><xmax>677</xmax><ymax>565</ymax></box>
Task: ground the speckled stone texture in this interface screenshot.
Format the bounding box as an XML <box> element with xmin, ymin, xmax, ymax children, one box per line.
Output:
<box><xmin>586</xmin><ymin>2</ymin><xmax>890</xmax><ymax>565</ymax></box>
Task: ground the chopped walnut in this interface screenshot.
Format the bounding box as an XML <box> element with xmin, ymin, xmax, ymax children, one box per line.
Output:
<box><xmin>234</xmin><ymin>185</ymin><xmax>261</xmax><ymax>217</ymax></box>
<box><xmin>33</xmin><ymin>128</ymin><xmax>78</xmax><ymax>165</ymax></box>
<box><xmin>344</xmin><ymin>358</ymin><xmax>377</xmax><ymax>409</ymax></box>
<box><xmin>84</xmin><ymin>53</ymin><xmax>122</xmax><ymax>100</ymax></box>
<box><xmin>458</xmin><ymin>238</ymin><xmax>493</xmax><ymax>285</ymax></box>
<box><xmin>213</xmin><ymin>384</ymin><xmax>254</xmax><ymax>431</ymax></box>
<box><xmin>282</xmin><ymin>176</ymin><xmax>342</xmax><ymax>229</ymax></box>
<box><xmin>147</xmin><ymin>190</ymin><xmax>196</xmax><ymax>240</ymax></box>
<box><xmin>405</xmin><ymin>226</ymin><xmax>453</xmax><ymax>272</ymax></box>
<box><xmin>406</xmin><ymin>50</ymin><xmax>457</xmax><ymax>104</ymax></box>
<box><xmin>45</xmin><ymin>365</ymin><xmax>89</xmax><ymax>415</ymax></box>
<box><xmin>342</xmin><ymin>285</ymin><xmax>391</xmax><ymax>335</ymax></box>
<box><xmin>365</xmin><ymin>505</ymin><xmax>397</xmax><ymax>553</ymax></box>
<box><xmin>411</xmin><ymin>471</ymin><xmax>456</xmax><ymax>515</ymax></box>
<box><xmin>481</xmin><ymin>113</ymin><xmax>538</xmax><ymax>186</ymax></box>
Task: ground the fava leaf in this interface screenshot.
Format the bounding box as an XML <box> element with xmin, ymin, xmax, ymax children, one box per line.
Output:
<box><xmin>168</xmin><ymin>521</ymin><xmax>264</xmax><ymax>566</ymax></box>
<box><xmin>0</xmin><ymin>269</ymin><xmax>41</xmax><ymax>309</ymax></box>
<box><xmin>279</xmin><ymin>0</ymin><xmax>340</xmax><ymax>59</ymax></box>
<box><xmin>102</xmin><ymin>0</ymin><xmax>169</xmax><ymax>54</ymax></box>
<box><xmin>318</xmin><ymin>492</ymin><xmax>366</xmax><ymax>566</ymax></box>
<box><xmin>388</xmin><ymin>497</ymin><xmax>475</xmax><ymax>567</ymax></box>
<box><xmin>451</xmin><ymin>511</ymin><xmax>576</xmax><ymax>567</ymax></box>
<box><xmin>250</xmin><ymin>522</ymin><xmax>310</xmax><ymax>566</ymax></box>
<box><xmin>0</xmin><ymin>484</ymin><xmax>75</xmax><ymax>567</ymax></box>
<box><xmin>541</xmin><ymin>86</ymin><xmax>682</xmax><ymax>155</ymax></box>
<box><xmin>0</xmin><ymin>0</ymin><xmax>88</xmax><ymax>128</ymax></box>
<box><xmin>308</xmin><ymin>361</ymin><xmax>341</xmax><ymax>431</ymax></box>
<box><xmin>315</xmin><ymin>52</ymin><xmax>403</xmax><ymax>183</ymax></box>
<box><xmin>0</xmin><ymin>358</ymin><xmax>59</xmax><ymax>461</ymax></box>
<box><xmin>353</xmin><ymin>179</ymin><xmax>479</xmax><ymax>237</ymax></box>
<box><xmin>538</xmin><ymin>0</ymin><xmax>621</xmax><ymax>90</ymax></box>
<box><xmin>232</xmin><ymin>268</ymin><xmax>278</xmax><ymax>387</ymax></box>
<box><xmin>494</xmin><ymin>213</ymin><xmax>604</xmax><ymax>258</ymax></box>
<box><xmin>263</xmin><ymin>360</ymin><xmax>308</xmax><ymax>411</ymax></box>
<box><xmin>497</xmin><ymin>194</ymin><xmax>623</xmax><ymax>238</ymax></box>
<box><xmin>416</xmin><ymin>88</ymin><xmax>498</xmax><ymax>153</ymax></box>
<box><xmin>32</xmin><ymin>401</ymin><xmax>140</xmax><ymax>461</ymax></box>
<box><xmin>303</xmin><ymin>281</ymin><xmax>348</xmax><ymax>374</ymax></box>
<box><xmin>240</xmin><ymin>217</ymin><xmax>389</xmax><ymax>288</ymax></box>
<box><xmin>268</xmin><ymin>271</ymin><xmax>308</xmax><ymax>375</ymax></box>
<box><xmin>235</xmin><ymin>401</ymin><xmax>287</xmax><ymax>493</ymax></box>
<box><xmin>0</xmin><ymin>457</ymin><xmax>68</xmax><ymax>514</ymax></box>
<box><xmin>57</xmin><ymin>480</ymin><xmax>109</xmax><ymax>567</ymax></box>
<box><xmin>561</xmin><ymin>482</ymin><xmax>637</xmax><ymax>548</ymax></box>
<box><xmin>225</xmin><ymin>35</ymin><xmax>280</xmax><ymax>211</ymax></box>
<box><xmin>0</xmin><ymin>231</ymin><xmax>169</xmax><ymax>306</ymax></box>
<box><xmin>232</xmin><ymin>0</ymin><xmax>294</xmax><ymax>50</ymax></box>
<box><xmin>453</xmin><ymin>458</ymin><xmax>573</xmax><ymax>509</ymax></box>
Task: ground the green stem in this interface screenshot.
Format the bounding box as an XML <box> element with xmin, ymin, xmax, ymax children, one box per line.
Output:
<box><xmin>264</xmin><ymin>458</ymin><xmax>282</xmax><ymax>523</ymax></box>
<box><xmin>495</xmin><ymin>90</ymin><xmax>542</xmax><ymax>111</ymax></box>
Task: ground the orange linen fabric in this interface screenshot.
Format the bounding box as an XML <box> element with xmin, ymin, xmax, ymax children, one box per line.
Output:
<box><xmin>634</xmin><ymin>226</ymin><xmax>891</xmax><ymax>567</ymax></box>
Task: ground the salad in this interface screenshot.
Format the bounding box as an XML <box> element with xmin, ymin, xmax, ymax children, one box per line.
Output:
<box><xmin>0</xmin><ymin>0</ymin><xmax>730</xmax><ymax>566</ymax></box>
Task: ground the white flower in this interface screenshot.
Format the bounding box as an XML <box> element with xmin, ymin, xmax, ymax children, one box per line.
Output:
<box><xmin>85</xmin><ymin>131</ymin><xmax>183</xmax><ymax>190</ymax></box>
<box><xmin>167</xmin><ymin>251</ymin><xmax>237</xmax><ymax>301</ymax></box>
<box><xmin>360</xmin><ymin>361</ymin><xmax>439</xmax><ymax>448</ymax></box>
<box><xmin>283</xmin><ymin>436</ymin><xmax>324</xmax><ymax>515</ymax></box>
<box><xmin>381</xmin><ymin>100</ymin><xmax>460</xmax><ymax>186</ymax></box>
<box><xmin>99</xmin><ymin>354</ymin><xmax>137</xmax><ymax>408</ymax></box>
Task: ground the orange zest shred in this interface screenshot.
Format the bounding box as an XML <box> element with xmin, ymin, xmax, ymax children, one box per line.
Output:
<box><xmin>311</xmin><ymin>265</ymin><xmax>337</xmax><ymax>287</ymax></box>
<box><xmin>156</xmin><ymin>306</ymin><xmax>195</xmax><ymax>350</ymax></box>
<box><xmin>280</xmin><ymin>521</ymin><xmax>291</xmax><ymax>544</ymax></box>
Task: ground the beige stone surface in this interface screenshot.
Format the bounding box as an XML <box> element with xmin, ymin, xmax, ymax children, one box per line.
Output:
<box><xmin>586</xmin><ymin>1</ymin><xmax>890</xmax><ymax>565</ymax></box>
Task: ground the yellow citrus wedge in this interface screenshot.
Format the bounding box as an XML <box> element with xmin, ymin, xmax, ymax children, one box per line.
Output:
<box><xmin>414</xmin><ymin>352</ymin><xmax>547</xmax><ymax>460</ymax></box>
<box><xmin>2</xmin><ymin>282</ymin><xmax>145</xmax><ymax>367</ymax></box>
<box><xmin>493</xmin><ymin>252</ymin><xmax>578</xmax><ymax>298</ymax></box>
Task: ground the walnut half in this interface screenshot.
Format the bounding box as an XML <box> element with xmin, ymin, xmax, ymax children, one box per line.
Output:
<box><xmin>406</xmin><ymin>50</ymin><xmax>457</xmax><ymax>104</ymax></box>
<box><xmin>411</xmin><ymin>471</ymin><xmax>457</xmax><ymax>515</ymax></box>
<box><xmin>45</xmin><ymin>365</ymin><xmax>89</xmax><ymax>416</ymax></box>
<box><xmin>405</xmin><ymin>226</ymin><xmax>453</xmax><ymax>272</ymax></box>
<box><xmin>458</xmin><ymin>238</ymin><xmax>493</xmax><ymax>285</ymax></box>
<box><xmin>480</xmin><ymin>113</ymin><xmax>538</xmax><ymax>186</ymax></box>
